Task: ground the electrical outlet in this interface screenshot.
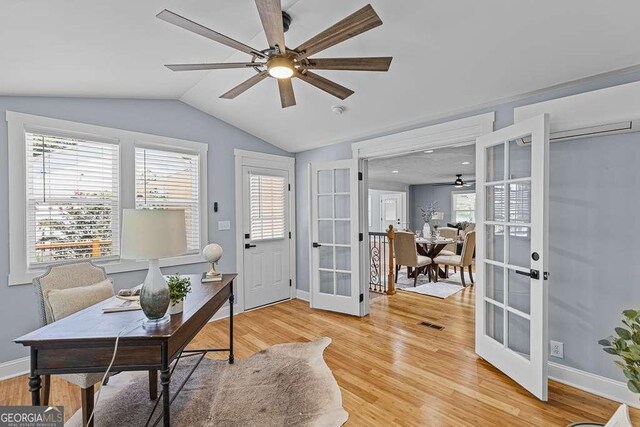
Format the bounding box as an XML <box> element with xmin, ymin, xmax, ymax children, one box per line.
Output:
<box><xmin>550</xmin><ymin>340</ymin><xmax>564</xmax><ymax>358</ymax></box>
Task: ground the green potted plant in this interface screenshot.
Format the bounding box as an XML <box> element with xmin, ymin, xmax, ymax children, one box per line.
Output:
<box><xmin>167</xmin><ymin>274</ymin><xmax>192</xmax><ymax>315</ymax></box>
<box><xmin>599</xmin><ymin>309</ymin><xmax>640</xmax><ymax>394</ymax></box>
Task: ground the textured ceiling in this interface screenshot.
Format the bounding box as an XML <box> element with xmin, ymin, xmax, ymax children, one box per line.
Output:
<box><xmin>2</xmin><ymin>0</ymin><xmax>640</xmax><ymax>152</ymax></box>
<box><xmin>368</xmin><ymin>144</ymin><xmax>475</xmax><ymax>186</ymax></box>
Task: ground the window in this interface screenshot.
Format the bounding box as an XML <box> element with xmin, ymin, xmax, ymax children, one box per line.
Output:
<box><xmin>26</xmin><ymin>131</ymin><xmax>119</xmax><ymax>266</ymax></box>
<box><xmin>135</xmin><ymin>147</ymin><xmax>200</xmax><ymax>252</ymax></box>
<box><xmin>452</xmin><ymin>191</ymin><xmax>476</xmax><ymax>223</ymax></box>
<box><xmin>249</xmin><ymin>173</ymin><xmax>286</xmax><ymax>240</ymax></box>
<box><xmin>8</xmin><ymin>111</ymin><xmax>208</xmax><ymax>285</ymax></box>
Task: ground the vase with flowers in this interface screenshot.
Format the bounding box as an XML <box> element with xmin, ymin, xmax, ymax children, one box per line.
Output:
<box><xmin>420</xmin><ymin>201</ymin><xmax>439</xmax><ymax>239</ymax></box>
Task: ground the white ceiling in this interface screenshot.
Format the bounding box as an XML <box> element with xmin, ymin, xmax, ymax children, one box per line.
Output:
<box><xmin>2</xmin><ymin>1</ymin><xmax>640</xmax><ymax>153</ymax></box>
<box><xmin>368</xmin><ymin>144</ymin><xmax>475</xmax><ymax>186</ymax></box>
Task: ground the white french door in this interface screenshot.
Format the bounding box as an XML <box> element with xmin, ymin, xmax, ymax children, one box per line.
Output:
<box><xmin>380</xmin><ymin>192</ymin><xmax>404</xmax><ymax>231</ymax></box>
<box><xmin>310</xmin><ymin>160</ymin><xmax>361</xmax><ymax>316</ymax></box>
<box><xmin>475</xmin><ymin>114</ymin><xmax>550</xmax><ymax>400</ymax></box>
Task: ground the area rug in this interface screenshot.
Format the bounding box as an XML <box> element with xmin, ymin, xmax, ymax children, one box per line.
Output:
<box><xmin>66</xmin><ymin>337</ymin><xmax>348</xmax><ymax>427</ymax></box>
<box><xmin>396</xmin><ymin>269</ymin><xmax>463</xmax><ymax>287</ymax></box>
<box><xmin>399</xmin><ymin>281</ymin><xmax>464</xmax><ymax>299</ymax></box>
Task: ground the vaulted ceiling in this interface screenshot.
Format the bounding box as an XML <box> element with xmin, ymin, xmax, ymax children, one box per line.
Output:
<box><xmin>2</xmin><ymin>0</ymin><xmax>640</xmax><ymax>152</ymax></box>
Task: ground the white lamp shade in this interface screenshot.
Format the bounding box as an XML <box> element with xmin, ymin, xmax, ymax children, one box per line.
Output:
<box><xmin>121</xmin><ymin>209</ymin><xmax>187</xmax><ymax>260</ymax></box>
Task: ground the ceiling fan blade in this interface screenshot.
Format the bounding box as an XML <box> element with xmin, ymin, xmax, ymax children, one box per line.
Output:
<box><xmin>301</xmin><ymin>57</ymin><xmax>392</xmax><ymax>72</ymax></box>
<box><xmin>157</xmin><ymin>9</ymin><xmax>266</xmax><ymax>58</ymax></box>
<box><xmin>297</xmin><ymin>71</ymin><xmax>354</xmax><ymax>100</ymax></box>
<box><xmin>166</xmin><ymin>62</ymin><xmax>263</xmax><ymax>71</ymax></box>
<box><xmin>278</xmin><ymin>78</ymin><xmax>296</xmax><ymax>108</ymax></box>
<box><xmin>254</xmin><ymin>0</ymin><xmax>286</xmax><ymax>53</ymax></box>
<box><xmin>295</xmin><ymin>4</ymin><xmax>382</xmax><ymax>60</ymax></box>
<box><xmin>220</xmin><ymin>71</ymin><xmax>269</xmax><ymax>99</ymax></box>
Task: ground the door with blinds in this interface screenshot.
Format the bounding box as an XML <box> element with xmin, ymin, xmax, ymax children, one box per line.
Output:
<box><xmin>242</xmin><ymin>166</ymin><xmax>291</xmax><ymax>310</ymax></box>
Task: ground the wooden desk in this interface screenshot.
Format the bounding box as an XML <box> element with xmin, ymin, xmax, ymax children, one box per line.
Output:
<box><xmin>15</xmin><ymin>273</ymin><xmax>236</xmax><ymax>427</ymax></box>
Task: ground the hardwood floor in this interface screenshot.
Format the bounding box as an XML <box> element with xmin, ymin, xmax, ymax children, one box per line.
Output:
<box><xmin>1</xmin><ymin>287</ymin><xmax>638</xmax><ymax>425</ymax></box>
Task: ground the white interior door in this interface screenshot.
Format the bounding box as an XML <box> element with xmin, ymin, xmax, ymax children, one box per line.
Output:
<box><xmin>310</xmin><ymin>160</ymin><xmax>361</xmax><ymax>316</ymax></box>
<box><xmin>242</xmin><ymin>166</ymin><xmax>291</xmax><ymax>310</ymax></box>
<box><xmin>475</xmin><ymin>114</ymin><xmax>550</xmax><ymax>400</ymax></box>
<box><xmin>380</xmin><ymin>192</ymin><xmax>404</xmax><ymax>230</ymax></box>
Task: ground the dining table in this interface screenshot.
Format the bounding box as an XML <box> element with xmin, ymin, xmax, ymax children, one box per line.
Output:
<box><xmin>415</xmin><ymin>236</ymin><xmax>455</xmax><ymax>281</ymax></box>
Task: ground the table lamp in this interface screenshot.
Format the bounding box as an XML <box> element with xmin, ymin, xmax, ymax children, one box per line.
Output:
<box><xmin>121</xmin><ymin>209</ymin><xmax>187</xmax><ymax>327</ymax></box>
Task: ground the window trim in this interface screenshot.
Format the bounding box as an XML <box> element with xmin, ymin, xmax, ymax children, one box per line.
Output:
<box><xmin>7</xmin><ymin>111</ymin><xmax>208</xmax><ymax>286</ymax></box>
<box><xmin>451</xmin><ymin>190</ymin><xmax>477</xmax><ymax>224</ymax></box>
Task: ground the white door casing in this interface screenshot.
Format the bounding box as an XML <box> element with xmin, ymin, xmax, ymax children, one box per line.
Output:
<box><xmin>475</xmin><ymin>114</ymin><xmax>550</xmax><ymax>401</ymax></box>
<box><xmin>242</xmin><ymin>166</ymin><xmax>291</xmax><ymax>310</ymax></box>
<box><xmin>310</xmin><ymin>159</ymin><xmax>361</xmax><ymax>316</ymax></box>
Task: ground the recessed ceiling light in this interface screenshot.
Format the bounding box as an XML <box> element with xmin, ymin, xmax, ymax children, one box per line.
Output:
<box><xmin>392</xmin><ymin>170</ymin><xmax>399</xmax><ymax>174</ymax></box>
<box><xmin>424</xmin><ymin>150</ymin><xmax>434</xmax><ymax>154</ymax></box>
<box><xmin>462</xmin><ymin>161</ymin><xmax>471</xmax><ymax>165</ymax></box>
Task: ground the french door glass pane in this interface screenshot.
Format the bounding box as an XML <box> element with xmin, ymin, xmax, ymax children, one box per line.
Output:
<box><xmin>508</xmin><ymin>226</ymin><xmax>531</xmax><ymax>268</ymax></box>
<box><xmin>486</xmin><ymin>225</ymin><xmax>505</xmax><ymax>262</ymax></box>
<box><xmin>508</xmin><ymin>269</ymin><xmax>531</xmax><ymax>314</ymax></box>
<box><xmin>335</xmin><ymin>246</ymin><xmax>351</xmax><ymax>271</ymax></box>
<box><xmin>318</xmin><ymin>170</ymin><xmax>333</xmax><ymax>193</ymax></box>
<box><xmin>509</xmin><ymin>182</ymin><xmax>531</xmax><ymax>223</ymax></box>
<box><xmin>486</xmin><ymin>301</ymin><xmax>504</xmax><ymax>344</ymax></box>
<box><xmin>319</xmin><ymin>246</ymin><xmax>333</xmax><ymax>269</ymax></box>
<box><xmin>486</xmin><ymin>185</ymin><xmax>506</xmax><ymax>221</ymax></box>
<box><xmin>319</xmin><ymin>270</ymin><xmax>334</xmax><ymax>294</ymax></box>
<box><xmin>335</xmin><ymin>221</ymin><xmax>350</xmax><ymax>244</ymax></box>
<box><xmin>318</xmin><ymin>195</ymin><xmax>333</xmax><ymax>219</ymax></box>
<box><xmin>334</xmin><ymin>169</ymin><xmax>350</xmax><ymax>193</ymax></box>
<box><xmin>335</xmin><ymin>195</ymin><xmax>350</xmax><ymax>218</ymax></box>
<box><xmin>486</xmin><ymin>143</ymin><xmax>505</xmax><ymax>182</ymax></box>
<box><xmin>508</xmin><ymin>139</ymin><xmax>532</xmax><ymax>180</ymax></box>
<box><xmin>318</xmin><ymin>220</ymin><xmax>333</xmax><ymax>243</ymax></box>
<box><xmin>508</xmin><ymin>312</ymin><xmax>531</xmax><ymax>359</ymax></box>
<box><xmin>485</xmin><ymin>263</ymin><xmax>505</xmax><ymax>303</ymax></box>
<box><xmin>336</xmin><ymin>272</ymin><xmax>351</xmax><ymax>296</ymax></box>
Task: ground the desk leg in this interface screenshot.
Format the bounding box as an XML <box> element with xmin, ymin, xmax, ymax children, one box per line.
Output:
<box><xmin>160</xmin><ymin>344</ymin><xmax>170</xmax><ymax>427</ymax></box>
<box><xmin>229</xmin><ymin>292</ymin><xmax>234</xmax><ymax>365</ymax></box>
<box><xmin>29</xmin><ymin>348</ymin><xmax>41</xmax><ymax>406</ymax></box>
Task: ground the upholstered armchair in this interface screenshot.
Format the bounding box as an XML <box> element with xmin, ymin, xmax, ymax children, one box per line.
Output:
<box><xmin>434</xmin><ymin>230</ymin><xmax>476</xmax><ymax>287</ymax></box>
<box><xmin>437</xmin><ymin>227</ymin><xmax>458</xmax><ymax>256</ymax></box>
<box><xmin>33</xmin><ymin>261</ymin><xmax>115</xmax><ymax>427</ymax></box>
<box><xmin>394</xmin><ymin>231</ymin><xmax>432</xmax><ymax>286</ymax></box>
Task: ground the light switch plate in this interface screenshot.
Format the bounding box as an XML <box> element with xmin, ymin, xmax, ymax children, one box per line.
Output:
<box><xmin>218</xmin><ymin>220</ymin><xmax>231</xmax><ymax>231</ymax></box>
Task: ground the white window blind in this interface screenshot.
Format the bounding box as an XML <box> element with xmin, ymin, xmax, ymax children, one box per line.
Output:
<box><xmin>135</xmin><ymin>147</ymin><xmax>200</xmax><ymax>252</ymax></box>
<box><xmin>250</xmin><ymin>174</ymin><xmax>286</xmax><ymax>241</ymax></box>
<box><xmin>26</xmin><ymin>131</ymin><xmax>120</xmax><ymax>266</ymax></box>
<box><xmin>453</xmin><ymin>192</ymin><xmax>476</xmax><ymax>223</ymax></box>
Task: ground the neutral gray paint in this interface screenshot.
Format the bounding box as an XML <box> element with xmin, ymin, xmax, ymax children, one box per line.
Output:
<box><xmin>0</xmin><ymin>97</ymin><xmax>291</xmax><ymax>364</ymax></box>
<box><xmin>409</xmin><ymin>184</ymin><xmax>476</xmax><ymax>232</ymax></box>
<box><xmin>295</xmin><ymin>69</ymin><xmax>640</xmax><ymax>383</ymax></box>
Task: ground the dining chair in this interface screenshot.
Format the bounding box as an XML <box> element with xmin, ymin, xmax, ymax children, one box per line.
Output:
<box><xmin>437</xmin><ymin>227</ymin><xmax>458</xmax><ymax>256</ymax></box>
<box><xmin>434</xmin><ymin>230</ymin><xmax>476</xmax><ymax>286</ymax></box>
<box><xmin>394</xmin><ymin>231</ymin><xmax>432</xmax><ymax>286</ymax></box>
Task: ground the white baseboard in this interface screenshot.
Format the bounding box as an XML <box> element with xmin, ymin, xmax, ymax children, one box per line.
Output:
<box><xmin>296</xmin><ymin>289</ymin><xmax>310</xmax><ymax>302</ymax></box>
<box><xmin>0</xmin><ymin>356</ymin><xmax>29</xmax><ymax>381</ymax></box>
<box><xmin>549</xmin><ymin>361</ymin><xmax>639</xmax><ymax>409</ymax></box>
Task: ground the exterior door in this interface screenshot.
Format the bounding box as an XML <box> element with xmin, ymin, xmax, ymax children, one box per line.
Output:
<box><xmin>310</xmin><ymin>160</ymin><xmax>361</xmax><ymax>316</ymax></box>
<box><xmin>380</xmin><ymin>192</ymin><xmax>404</xmax><ymax>230</ymax></box>
<box><xmin>475</xmin><ymin>114</ymin><xmax>550</xmax><ymax>400</ymax></box>
<box><xmin>242</xmin><ymin>166</ymin><xmax>291</xmax><ymax>310</ymax></box>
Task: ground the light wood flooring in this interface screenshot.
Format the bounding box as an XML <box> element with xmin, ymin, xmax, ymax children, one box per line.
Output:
<box><xmin>1</xmin><ymin>286</ymin><xmax>638</xmax><ymax>426</ymax></box>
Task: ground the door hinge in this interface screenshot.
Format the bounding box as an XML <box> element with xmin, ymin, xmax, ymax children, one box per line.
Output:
<box><xmin>358</xmin><ymin>172</ymin><xmax>363</xmax><ymax>181</ymax></box>
<box><xmin>359</xmin><ymin>293</ymin><xmax>364</xmax><ymax>303</ymax></box>
<box><xmin>543</xmin><ymin>271</ymin><xmax>550</xmax><ymax>280</ymax></box>
<box><xmin>289</xmin><ymin>231</ymin><xmax>292</xmax><ymax>239</ymax></box>
<box><xmin>288</xmin><ymin>183</ymin><xmax>291</xmax><ymax>191</ymax></box>
<box><xmin>359</xmin><ymin>232</ymin><xmax>363</xmax><ymax>242</ymax></box>
<box><xmin>289</xmin><ymin>279</ymin><xmax>292</xmax><ymax>287</ymax></box>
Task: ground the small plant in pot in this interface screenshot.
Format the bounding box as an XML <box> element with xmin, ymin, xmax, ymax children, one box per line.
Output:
<box><xmin>599</xmin><ymin>309</ymin><xmax>640</xmax><ymax>395</ymax></box>
<box><xmin>167</xmin><ymin>274</ymin><xmax>192</xmax><ymax>315</ymax></box>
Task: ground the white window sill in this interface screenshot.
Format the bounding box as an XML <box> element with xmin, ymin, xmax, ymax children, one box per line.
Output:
<box><xmin>8</xmin><ymin>254</ymin><xmax>206</xmax><ymax>286</ymax></box>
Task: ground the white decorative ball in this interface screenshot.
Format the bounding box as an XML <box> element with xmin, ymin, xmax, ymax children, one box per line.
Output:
<box><xmin>202</xmin><ymin>243</ymin><xmax>223</xmax><ymax>264</ymax></box>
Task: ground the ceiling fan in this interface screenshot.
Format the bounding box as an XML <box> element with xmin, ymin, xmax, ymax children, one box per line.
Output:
<box><xmin>157</xmin><ymin>1</ymin><xmax>392</xmax><ymax>108</ymax></box>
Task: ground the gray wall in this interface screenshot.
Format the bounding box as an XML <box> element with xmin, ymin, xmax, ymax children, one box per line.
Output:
<box><xmin>294</xmin><ymin>69</ymin><xmax>640</xmax><ymax>383</ymax></box>
<box><xmin>0</xmin><ymin>97</ymin><xmax>291</xmax><ymax>364</ymax></box>
<box><xmin>409</xmin><ymin>183</ymin><xmax>476</xmax><ymax>231</ymax></box>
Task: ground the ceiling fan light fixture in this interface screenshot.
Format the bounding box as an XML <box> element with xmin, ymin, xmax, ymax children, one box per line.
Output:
<box><xmin>454</xmin><ymin>174</ymin><xmax>464</xmax><ymax>188</ymax></box>
<box><xmin>267</xmin><ymin>57</ymin><xmax>295</xmax><ymax>79</ymax></box>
